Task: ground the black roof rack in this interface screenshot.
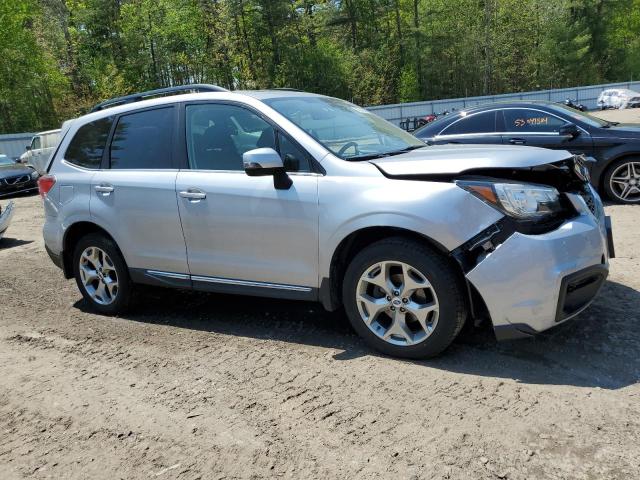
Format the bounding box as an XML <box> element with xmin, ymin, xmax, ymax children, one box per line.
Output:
<box><xmin>89</xmin><ymin>84</ymin><xmax>228</xmax><ymax>112</ymax></box>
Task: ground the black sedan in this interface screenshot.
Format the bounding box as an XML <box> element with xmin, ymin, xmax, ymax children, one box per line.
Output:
<box><xmin>0</xmin><ymin>154</ymin><xmax>39</xmax><ymax>197</ymax></box>
<box><xmin>413</xmin><ymin>101</ymin><xmax>640</xmax><ymax>203</ymax></box>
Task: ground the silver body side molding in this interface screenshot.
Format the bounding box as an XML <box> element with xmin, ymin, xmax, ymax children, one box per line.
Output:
<box><xmin>148</xmin><ymin>269</ymin><xmax>312</xmax><ymax>292</ymax></box>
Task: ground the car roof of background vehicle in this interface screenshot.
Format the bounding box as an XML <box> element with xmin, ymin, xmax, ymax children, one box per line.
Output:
<box><xmin>36</xmin><ymin>129</ymin><xmax>61</xmax><ymax>136</ymax></box>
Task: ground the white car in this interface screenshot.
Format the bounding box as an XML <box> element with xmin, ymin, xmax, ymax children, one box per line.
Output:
<box><xmin>20</xmin><ymin>129</ymin><xmax>61</xmax><ymax>174</ymax></box>
<box><xmin>597</xmin><ymin>89</ymin><xmax>640</xmax><ymax>110</ymax></box>
<box><xmin>0</xmin><ymin>201</ymin><xmax>14</xmax><ymax>240</ymax></box>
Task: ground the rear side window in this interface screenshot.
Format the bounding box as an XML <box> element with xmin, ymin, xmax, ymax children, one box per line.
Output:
<box><xmin>110</xmin><ymin>107</ymin><xmax>174</xmax><ymax>169</ymax></box>
<box><xmin>441</xmin><ymin>111</ymin><xmax>496</xmax><ymax>135</ymax></box>
<box><xmin>65</xmin><ymin>117</ymin><xmax>113</xmax><ymax>169</ymax></box>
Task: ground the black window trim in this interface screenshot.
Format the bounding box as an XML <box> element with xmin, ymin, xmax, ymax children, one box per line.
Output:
<box><xmin>101</xmin><ymin>104</ymin><xmax>179</xmax><ymax>170</ymax></box>
<box><xmin>178</xmin><ymin>100</ymin><xmax>325</xmax><ymax>175</ymax></box>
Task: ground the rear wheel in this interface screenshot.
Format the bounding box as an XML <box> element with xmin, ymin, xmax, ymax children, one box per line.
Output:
<box><xmin>603</xmin><ymin>158</ymin><xmax>640</xmax><ymax>204</ymax></box>
<box><xmin>72</xmin><ymin>233</ymin><xmax>132</xmax><ymax>315</ymax></box>
<box><xmin>342</xmin><ymin>237</ymin><xmax>467</xmax><ymax>358</ymax></box>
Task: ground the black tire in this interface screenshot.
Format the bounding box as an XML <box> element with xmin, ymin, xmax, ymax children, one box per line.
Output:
<box><xmin>72</xmin><ymin>233</ymin><xmax>132</xmax><ymax>315</ymax></box>
<box><xmin>342</xmin><ymin>237</ymin><xmax>467</xmax><ymax>359</ymax></box>
<box><xmin>603</xmin><ymin>157</ymin><xmax>640</xmax><ymax>204</ymax></box>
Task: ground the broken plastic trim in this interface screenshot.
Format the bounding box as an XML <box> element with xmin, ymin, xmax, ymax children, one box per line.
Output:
<box><xmin>450</xmin><ymin>218</ymin><xmax>514</xmax><ymax>274</ymax></box>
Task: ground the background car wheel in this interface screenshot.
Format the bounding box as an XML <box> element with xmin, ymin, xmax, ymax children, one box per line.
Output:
<box><xmin>73</xmin><ymin>233</ymin><xmax>132</xmax><ymax>315</ymax></box>
<box><xmin>342</xmin><ymin>237</ymin><xmax>467</xmax><ymax>359</ymax></box>
<box><xmin>603</xmin><ymin>158</ymin><xmax>640</xmax><ymax>204</ymax></box>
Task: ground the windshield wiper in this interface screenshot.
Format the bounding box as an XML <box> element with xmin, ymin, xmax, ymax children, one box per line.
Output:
<box><xmin>345</xmin><ymin>145</ymin><xmax>426</xmax><ymax>161</ymax></box>
<box><xmin>345</xmin><ymin>153</ymin><xmax>394</xmax><ymax>161</ymax></box>
<box><xmin>391</xmin><ymin>145</ymin><xmax>426</xmax><ymax>154</ymax></box>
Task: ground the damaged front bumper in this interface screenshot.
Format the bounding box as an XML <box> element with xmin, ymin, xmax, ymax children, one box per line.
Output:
<box><xmin>464</xmin><ymin>187</ymin><xmax>611</xmax><ymax>340</ymax></box>
<box><xmin>0</xmin><ymin>201</ymin><xmax>15</xmax><ymax>239</ymax></box>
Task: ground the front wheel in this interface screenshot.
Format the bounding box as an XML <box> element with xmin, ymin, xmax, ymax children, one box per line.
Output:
<box><xmin>603</xmin><ymin>158</ymin><xmax>640</xmax><ymax>204</ymax></box>
<box><xmin>72</xmin><ymin>233</ymin><xmax>132</xmax><ymax>315</ymax></box>
<box><xmin>342</xmin><ymin>237</ymin><xmax>467</xmax><ymax>359</ymax></box>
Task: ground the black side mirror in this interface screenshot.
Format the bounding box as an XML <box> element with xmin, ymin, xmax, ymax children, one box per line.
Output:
<box><xmin>559</xmin><ymin>123</ymin><xmax>579</xmax><ymax>138</ymax></box>
<box><xmin>25</xmin><ymin>145</ymin><xmax>31</xmax><ymax>151</ymax></box>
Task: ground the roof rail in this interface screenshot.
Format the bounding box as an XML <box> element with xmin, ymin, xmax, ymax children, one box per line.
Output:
<box><xmin>89</xmin><ymin>84</ymin><xmax>228</xmax><ymax>112</ymax></box>
<box><xmin>270</xmin><ymin>87</ymin><xmax>302</xmax><ymax>92</ymax></box>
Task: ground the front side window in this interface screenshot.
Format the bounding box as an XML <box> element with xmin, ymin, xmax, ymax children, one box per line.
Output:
<box><xmin>186</xmin><ymin>103</ymin><xmax>310</xmax><ymax>172</ymax></box>
<box><xmin>441</xmin><ymin>111</ymin><xmax>497</xmax><ymax>135</ymax></box>
<box><xmin>65</xmin><ymin>117</ymin><xmax>113</xmax><ymax>169</ymax></box>
<box><xmin>504</xmin><ymin>109</ymin><xmax>565</xmax><ymax>133</ymax></box>
<box><xmin>31</xmin><ymin>136</ymin><xmax>41</xmax><ymax>150</ymax></box>
<box><xmin>110</xmin><ymin>108</ymin><xmax>174</xmax><ymax>169</ymax></box>
<box><xmin>263</xmin><ymin>96</ymin><xmax>424</xmax><ymax>160</ymax></box>
<box><xmin>278</xmin><ymin>133</ymin><xmax>311</xmax><ymax>172</ymax></box>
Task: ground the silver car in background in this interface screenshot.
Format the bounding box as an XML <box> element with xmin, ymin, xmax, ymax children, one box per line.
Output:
<box><xmin>39</xmin><ymin>85</ymin><xmax>613</xmax><ymax>358</ymax></box>
<box><xmin>597</xmin><ymin>88</ymin><xmax>640</xmax><ymax>109</ymax></box>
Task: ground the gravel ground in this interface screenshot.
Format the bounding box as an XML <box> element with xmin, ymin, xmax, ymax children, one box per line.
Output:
<box><xmin>1</xmin><ymin>189</ymin><xmax>639</xmax><ymax>479</ymax></box>
<box><xmin>590</xmin><ymin>107</ymin><xmax>640</xmax><ymax>124</ymax></box>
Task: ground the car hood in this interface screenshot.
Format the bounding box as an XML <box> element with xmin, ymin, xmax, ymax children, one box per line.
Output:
<box><xmin>0</xmin><ymin>164</ymin><xmax>33</xmax><ymax>178</ymax></box>
<box><xmin>607</xmin><ymin>124</ymin><xmax>640</xmax><ymax>135</ymax></box>
<box><xmin>369</xmin><ymin>144</ymin><xmax>573</xmax><ymax>176</ymax></box>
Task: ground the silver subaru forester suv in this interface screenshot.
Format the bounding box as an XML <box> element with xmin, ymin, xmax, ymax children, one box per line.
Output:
<box><xmin>40</xmin><ymin>85</ymin><xmax>613</xmax><ymax>358</ymax></box>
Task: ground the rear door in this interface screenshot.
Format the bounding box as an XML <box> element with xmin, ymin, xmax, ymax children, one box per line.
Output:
<box><xmin>432</xmin><ymin>111</ymin><xmax>503</xmax><ymax>145</ymax></box>
<box><xmin>501</xmin><ymin>108</ymin><xmax>593</xmax><ymax>155</ymax></box>
<box><xmin>90</xmin><ymin>105</ymin><xmax>189</xmax><ymax>276</ymax></box>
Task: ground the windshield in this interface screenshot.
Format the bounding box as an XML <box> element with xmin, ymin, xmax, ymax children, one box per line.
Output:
<box><xmin>551</xmin><ymin>104</ymin><xmax>611</xmax><ymax>128</ymax></box>
<box><xmin>0</xmin><ymin>155</ymin><xmax>14</xmax><ymax>166</ymax></box>
<box><xmin>263</xmin><ymin>96</ymin><xmax>425</xmax><ymax>160</ymax></box>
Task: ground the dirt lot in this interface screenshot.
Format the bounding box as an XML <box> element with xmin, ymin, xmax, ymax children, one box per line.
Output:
<box><xmin>1</xmin><ymin>189</ymin><xmax>639</xmax><ymax>479</ymax></box>
<box><xmin>591</xmin><ymin>107</ymin><xmax>640</xmax><ymax>124</ymax></box>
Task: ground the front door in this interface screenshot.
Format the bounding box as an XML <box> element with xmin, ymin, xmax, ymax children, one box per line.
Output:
<box><xmin>176</xmin><ymin>102</ymin><xmax>319</xmax><ymax>293</ymax></box>
<box><xmin>90</xmin><ymin>105</ymin><xmax>189</xmax><ymax>276</ymax></box>
<box><xmin>500</xmin><ymin>108</ymin><xmax>593</xmax><ymax>155</ymax></box>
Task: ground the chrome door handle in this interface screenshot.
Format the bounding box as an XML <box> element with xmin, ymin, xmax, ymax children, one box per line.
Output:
<box><xmin>509</xmin><ymin>138</ymin><xmax>526</xmax><ymax>145</ymax></box>
<box><xmin>179</xmin><ymin>189</ymin><xmax>206</xmax><ymax>200</ymax></box>
<box><xmin>95</xmin><ymin>184</ymin><xmax>114</xmax><ymax>194</ymax></box>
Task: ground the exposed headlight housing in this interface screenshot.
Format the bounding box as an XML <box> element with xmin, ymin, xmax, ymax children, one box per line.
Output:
<box><xmin>457</xmin><ymin>181</ymin><xmax>563</xmax><ymax>219</ymax></box>
<box><xmin>30</xmin><ymin>170</ymin><xmax>39</xmax><ymax>180</ymax></box>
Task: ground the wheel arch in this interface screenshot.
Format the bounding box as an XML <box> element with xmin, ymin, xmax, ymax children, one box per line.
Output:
<box><xmin>61</xmin><ymin>221</ymin><xmax>122</xmax><ymax>279</ymax></box>
<box><xmin>320</xmin><ymin>226</ymin><xmax>456</xmax><ymax>311</ymax></box>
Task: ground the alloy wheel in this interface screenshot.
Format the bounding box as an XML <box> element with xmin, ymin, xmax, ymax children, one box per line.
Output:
<box><xmin>356</xmin><ymin>261</ymin><xmax>439</xmax><ymax>346</ymax></box>
<box><xmin>79</xmin><ymin>246</ymin><xmax>119</xmax><ymax>305</ymax></box>
<box><xmin>609</xmin><ymin>161</ymin><xmax>640</xmax><ymax>202</ymax></box>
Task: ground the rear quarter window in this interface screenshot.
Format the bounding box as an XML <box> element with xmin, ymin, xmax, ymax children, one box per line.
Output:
<box><xmin>64</xmin><ymin>117</ymin><xmax>114</xmax><ymax>169</ymax></box>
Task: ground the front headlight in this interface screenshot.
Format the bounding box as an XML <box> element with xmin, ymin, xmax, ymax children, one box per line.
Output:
<box><xmin>457</xmin><ymin>180</ymin><xmax>562</xmax><ymax>219</ymax></box>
